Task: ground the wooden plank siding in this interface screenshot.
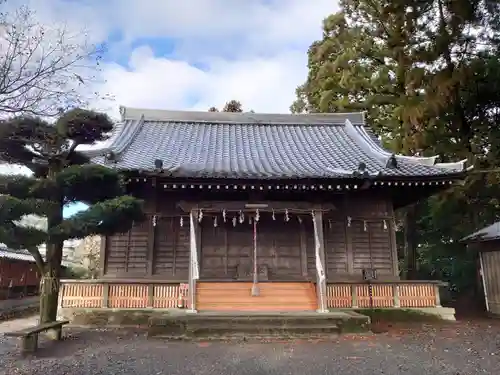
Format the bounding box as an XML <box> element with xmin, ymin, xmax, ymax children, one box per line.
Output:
<box><xmin>153</xmin><ymin>217</ymin><xmax>190</xmax><ymax>278</ymax></box>
<box><xmin>480</xmin><ymin>249</ymin><xmax>500</xmax><ymax>315</ymax></box>
<box><xmin>101</xmin><ymin>196</ymin><xmax>399</xmax><ymax>282</ymax></box>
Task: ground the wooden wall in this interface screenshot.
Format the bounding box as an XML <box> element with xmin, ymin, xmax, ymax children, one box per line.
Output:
<box><xmin>101</xmin><ymin>193</ymin><xmax>399</xmax><ymax>282</ymax></box>
<box><xmin>322</xmin><ymin>196</ymin><xmax>397</xmax><ymax>281</ymax></box>
<box><xmin>479</xmin><ymin>248</ymin><xmax>500</xmax><ymax>315</ymax></box>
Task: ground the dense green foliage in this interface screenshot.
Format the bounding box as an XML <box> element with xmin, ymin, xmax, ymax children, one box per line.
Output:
<box><xmin>293</xmin><ymin>0</ymin><xmax>500</xmax><ymax>299</ymax></box>
<box><xmin>0</xmin><ymin>109</ymin><xmax>144</xmax><ymax>322</ymax></box>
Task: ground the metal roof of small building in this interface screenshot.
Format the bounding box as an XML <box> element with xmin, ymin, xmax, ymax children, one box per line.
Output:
<box><xmin>0</xmin><ymin>246</ymin><xmax>73</xmax><ymax>268</ymax></box>
<box><xmin>0</xmin><ymin>247</ymin><xmax>36</xmax><ymax>262</ymax></box>
<box><xmin>461</xmin><ymin>221</ymin><xmax>500</xmax><ymax>242</ymax></box>
<box><xmin>81</xmin><ymin>107</ymin><xmax>469</xmax><ymax>180</ymax></box>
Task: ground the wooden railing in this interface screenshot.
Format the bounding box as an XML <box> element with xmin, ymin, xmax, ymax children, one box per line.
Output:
<box><xmin>326</xmin><ymin>282</ymin><xmax>442</xmax><ymax>309</ymax></box>
<box><xmin>60</xmin><ymin>280</ymin><xmax>443</xmax><ymax>311</ymax></box>
<box><xmin>59</xmin><ymin>280</ymin><xmax>188</xmax><ymax>309</ymax></box>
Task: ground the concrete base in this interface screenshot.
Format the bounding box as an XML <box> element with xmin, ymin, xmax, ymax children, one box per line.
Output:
<box><xmin>351</xmin><ymin>307</ymin><xmax>456</xmax><ymax>322</ymax></box>
<box><xmin>316</xmin><ymin>309</ymin><xmax>329</xmax><ymax>314</ymax></box>
<box><xmin>46</xmin><ymin>327</ymin><xmax>63</xmax><ymax>340</ymax></box>
<box><xmin>21</xmin><ymin>334</ymin><xmax>38</xmax><ymax>354</ymax></box>
<box><xmin>413</xmin><ymin>307</ymin><xmax>456</xmax><ymax>321</ymax></box>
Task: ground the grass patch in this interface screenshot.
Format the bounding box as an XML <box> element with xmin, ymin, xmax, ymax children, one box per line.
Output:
<box><xmin>353</xmin><ymin>308</ymin><xmax>441</xmax><ymax>323</ymax></box>
<box><xmin>0</xmin><ymin>305</ymin><xmax>39</xmax><ymax>322</ymax></box>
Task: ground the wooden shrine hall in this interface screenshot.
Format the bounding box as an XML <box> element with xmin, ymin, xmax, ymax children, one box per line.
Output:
<box><xmin>58</xmin><ymin>107</ymin><xmax>468</xmax><ymax>319</ymax></box>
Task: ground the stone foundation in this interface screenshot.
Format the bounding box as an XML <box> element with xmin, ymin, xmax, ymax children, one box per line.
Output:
<box><xmin>58</xmin><ymin>307</ymin><xmax>174</xmax><ymax>327</ymax></box>
<box><xmin>58</xmin><ymin>308</ymin><xmax>371</xmax><ymax>338</ymax></box>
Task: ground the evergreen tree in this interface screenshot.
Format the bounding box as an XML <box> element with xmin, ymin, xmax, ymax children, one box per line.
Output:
<box><xmin>291</xmin><ymin>0</ymin><xmax>432</xmax><ymax>278</ymax></box>
<box><xmin>293</xmin><ymin>0</ymin><xmax>500</xmax><ymax>295</ymax></box>
<box><xmin>208</xmin><ymin>100</ymin><xmax>245</xmax><ymax>113</ymax></box>
<box><xmin>0</xmin><ymin>109</ymin><xmax>144</xmax><ymax>323</ymax></box>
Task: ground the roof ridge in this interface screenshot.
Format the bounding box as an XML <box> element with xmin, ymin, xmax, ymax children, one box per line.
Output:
<box><xmin>119</xmin><ymin>106</ymin><xmax>366</xmax><ymax>125</ymax></box>
<box><xmin>140</xmin><ymin>119</ymin><xmax>351</xmax><ymax>126</ymax></box>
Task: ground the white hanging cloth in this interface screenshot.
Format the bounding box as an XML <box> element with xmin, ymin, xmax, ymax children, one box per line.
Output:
<box><xmin>312</xmin><ymin>210</ymin><xmax>326</xmax><ymax>282</ymax></box>
<box><xmin>190</xmin><ymin>211</ymin><xmax>200</xmax><ymax>280</ymax></box>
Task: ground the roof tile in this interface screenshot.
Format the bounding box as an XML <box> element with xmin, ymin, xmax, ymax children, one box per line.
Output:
<box><xmin>84</xmin><ymin>109</ymin><xmax>467</xmax><ymax>180</ymax></box>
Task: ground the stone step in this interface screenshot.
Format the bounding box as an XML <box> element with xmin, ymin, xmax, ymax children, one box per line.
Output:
<box><xmin>147</xmin><ymin>312</ymin><xmax>369</xmax><ymax>338</ymax></box>
<box><xmin>149</xmin><ymin>322</ymin><xmax>340</xmax><ymax>339</ymax></box>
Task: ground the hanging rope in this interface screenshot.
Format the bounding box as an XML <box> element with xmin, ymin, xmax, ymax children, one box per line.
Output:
<box><xmin>251</xmin><ymin>215</ymin><xmax>260</xmax><ymax>296</ymax></box>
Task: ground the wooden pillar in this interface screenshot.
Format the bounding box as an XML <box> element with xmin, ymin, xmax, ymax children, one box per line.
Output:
<box><xmin>434</xmin><ymin>284</ymin><xmax>442</xmax><ymax>307</ymax></box>
<box><xmin>187</xmin><ymin>209</ymin><xmax>199</xmax><ymax>313</ymax></box>
<box><xmin>312</xmin><ymin>210</ymin><xmax>328</xmax><ymax>313</ymax></box>
<box><xmin>99</xmin><ymin>235</ymin><xmax>108</xmax><ymax>277</ymax></box>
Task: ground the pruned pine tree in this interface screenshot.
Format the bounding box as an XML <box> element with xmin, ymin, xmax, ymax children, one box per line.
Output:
<box><xmin>0</xmin><ymin>109</ymin><xmax>144</xmax><ymax>323</ymax></box>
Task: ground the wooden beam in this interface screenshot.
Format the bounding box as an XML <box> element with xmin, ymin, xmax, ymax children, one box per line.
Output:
<box><xmin>177</xmin><ymin>200</ymin><xmax>336</xmax><ymax>213</ymax></box>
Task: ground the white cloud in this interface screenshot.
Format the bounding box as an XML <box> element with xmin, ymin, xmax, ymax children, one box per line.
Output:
<box><xmin>98</xmin><ymin>47</ymin><xmax>309</xmax><ymax>117</ymax></box>
<box><xmin>4</xmin><ymin>0</ymin><xmax>339</xmax><ymax>115</ymax></box>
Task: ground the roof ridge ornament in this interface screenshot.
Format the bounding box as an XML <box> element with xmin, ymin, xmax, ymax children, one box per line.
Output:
<box><xmin>386</xmin><ymin>154</ymin><xmax>398</xmax><ymax>169</ymax></box>
<box><xmin>119</xmin><ymin>106</ymin><xmax>126</xmax><ymax>121</ymax></box>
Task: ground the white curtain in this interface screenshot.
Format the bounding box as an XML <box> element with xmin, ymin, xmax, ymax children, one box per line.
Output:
<box><xmin>312</xmin><ymin>210</ymin><xmax>325</xmax><ymax>282</ymax></box>
<box><xmin>190</xmin><ymin>211</ymin><xmax>199</xmax><ymax>280</ymax></box>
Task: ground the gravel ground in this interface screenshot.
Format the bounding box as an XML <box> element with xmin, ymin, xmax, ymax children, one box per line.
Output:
<box><xmin>0</xmin><ymin>319</ymin><xmax>499</xmax><ymax>375</ymax></box>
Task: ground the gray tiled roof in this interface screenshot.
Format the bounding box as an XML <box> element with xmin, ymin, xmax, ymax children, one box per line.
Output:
<box><xmin>461</xmin><ymin>222</ymin><xmax>500</xmax><ymax>242</ymax></box>
<box><xmin>81</xmin><ymin>108</ymin><xmax>468</xmax><ymax>180</ymax></box>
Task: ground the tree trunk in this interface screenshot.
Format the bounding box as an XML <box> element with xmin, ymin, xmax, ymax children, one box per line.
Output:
<box><xmin>39</xmin><ymin>164</ymin><xmax>64</xmax><ymax>324</ymax></box>
<box><xmin>39</xmin><ymin>243</ymin><xmax>63</xmax><ymax>323</ymax></box>
<box><xmin>404</xmin><ymin>204</ymin><xmax>418</xmax><ymax>280</ymax></box>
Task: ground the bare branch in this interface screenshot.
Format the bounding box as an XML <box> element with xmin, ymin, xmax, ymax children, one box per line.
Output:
<box><xmin>0</xmin><ymin>6</ymin><xmax>110</xmax><ymax>117</ymax></box>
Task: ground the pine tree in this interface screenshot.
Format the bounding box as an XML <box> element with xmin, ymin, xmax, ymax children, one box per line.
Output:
<box><xmin>0</xmin><ymin>109</ymin><xmax>144</xmax><ymax>323</ymax></box>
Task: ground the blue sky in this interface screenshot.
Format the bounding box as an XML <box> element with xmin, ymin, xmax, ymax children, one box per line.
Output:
<box><xmin>1</xmin><ymin>0</ymin><xmax>339</xmax><ymax>217</ymax></box>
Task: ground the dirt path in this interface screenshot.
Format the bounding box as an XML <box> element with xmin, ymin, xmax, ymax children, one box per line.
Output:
<box><xmin>0</xmin><ymin>318</ymin><xmax>499</xmax><ymax>375</ymax></box>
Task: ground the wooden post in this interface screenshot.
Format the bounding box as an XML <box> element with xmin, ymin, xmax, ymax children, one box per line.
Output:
<box><xmin>312</xmin><ymin>210</ymin><xmax>328</xmax><ymax>313</ymax></box>
<box><xmin>351</xmin><ymin>284</ymin><xmax>358</xmax><ymax>308</ymax></box>
<box><xmin>393</xmin><ymin>284</ymin><xmax>400</xmax><ymax>307</ymax></box>
<box><xmin>434</xmin><ymin>284</ymin><xmax>442</xmax><ymax>307</ymax></box>
<box><xmin>147</xmin><ymin>284</ymin><xmax>154</xmax><ymax>308</ymax></box>
<box><xmin>479</xmin><ymin>252</ymin><xmax>490</xmax><ymax>312</ymax></box>
<box><xmin>99</xmin><ymin>235</ymin><xmax>108</xmax><ymax>277</ymax></box>
<box><xmin>58</xmin><ymin>283</ymin><xmax>65</xmax><ymax>309</ymax></box>
<box><xmin>102</xmin><ymin>283</ymin><xmax>110</xmax><ymax>308</ymax></box>
<box><xmin>187</xmin><ymin>209</ymin><xmax>199</xmax><ymax>313</ymax></box>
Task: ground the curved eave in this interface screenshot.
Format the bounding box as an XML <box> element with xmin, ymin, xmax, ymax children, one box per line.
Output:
<box><xmin>77</xmin><ymin>116</ymin><xmax>145</xmax><ymax>159</ymax></box>
<box><xmin>344</xmin><ymin>119</ymin><xmax>469</xmax><ymax>174</ymax></box>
